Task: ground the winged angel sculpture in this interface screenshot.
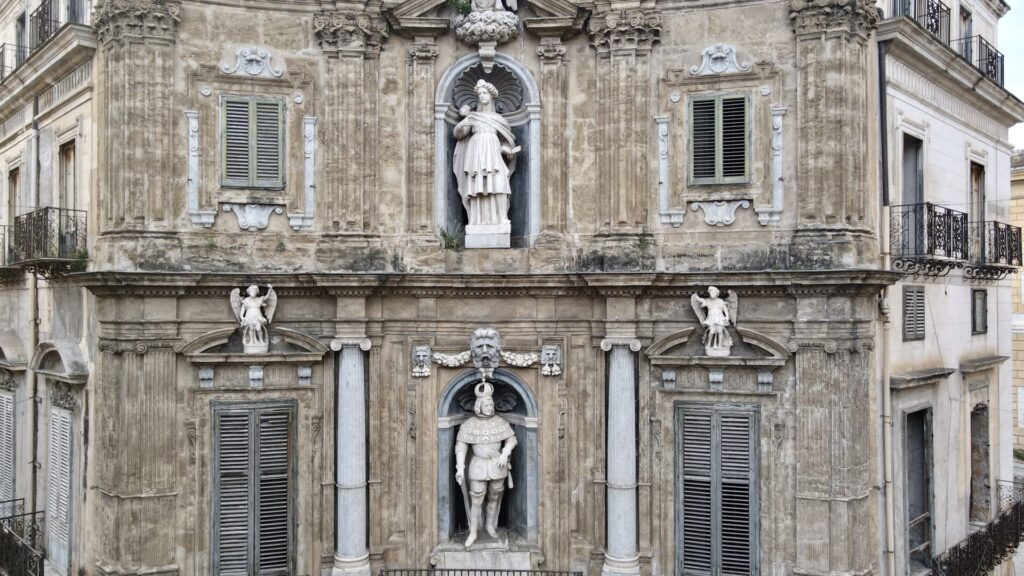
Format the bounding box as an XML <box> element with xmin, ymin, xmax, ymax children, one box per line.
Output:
<box><xmin>690</xmin><ymin>286</ymin><xmax>738</xmax><ymax>357</ymax></box>
<box><xmin>230</xmin><ymin>284</ymin><xmax>278</xmax><ymax>354</ymax></box>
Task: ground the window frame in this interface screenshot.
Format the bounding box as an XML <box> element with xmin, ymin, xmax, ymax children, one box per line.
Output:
<box><xmin>58</xmin><ymin>140</ymin><xmax>76</xmax><ymax>210</ymax></box>
<box><xmin>219</xmin><ymin>95</ymin><xmax>286</xmax><ymax>190</ymax></box>
<box><xmin>211</xmin><ymin>400</ymin><xmax>296</xmax><ymax>576</ymax></box>
<box><xmin>902</xmin><ymin>285</ymin><xmax>926</xmax><ymax>342</ymax></box>
<box><xmin>903</xmin><ymin>406</ymin><xmax>935</xmax><ymax>573</ymax></box>
<box><xmin>687</xmin><ymin>93</ymin><xmax>751</xmax><ymax>186</ymax></box>
<box><xmin>674</xmin><ymin>402</ymin><xmax>760</xmax><ymax>576</ymax></box>
<box><xmin>971</xmin><ymin>289</ymin><xmax>987</xmax><ymax>335</ymax></box>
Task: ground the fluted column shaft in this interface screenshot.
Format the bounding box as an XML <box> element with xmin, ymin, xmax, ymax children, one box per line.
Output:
<box><xmin>333</xmin><ymin>341</ymin><xmax>371</xmax><ymax>576</ymax></box>
<box><xmin>602</xmin><ymin>339</ymin><xmax>641</xmax><ymax>576</ymax></box>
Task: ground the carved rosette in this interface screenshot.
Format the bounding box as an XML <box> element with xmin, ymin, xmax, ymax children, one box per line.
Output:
<box><xmin>789</xmin><ymin>0</ymin><xmax>879</xmax><ymax>36</ymax></box>
<box><xmin>314</xmin><ymin>12</ymin><xmax>389</xmax><ymax>56</ymax></box>
<box><xmin>452</xmin><ymin>10</ymin><xmax>520</xmax><ymax>45</ymax></box>
<box><xmin>587</xmin><ymin>9</ymin><xmax>662</xmax><ymax>55</ymax></box>
<box><xmin>93</xmin><ymin>0</ymin><xmax>182</xmax><ymax>47</ymax></box>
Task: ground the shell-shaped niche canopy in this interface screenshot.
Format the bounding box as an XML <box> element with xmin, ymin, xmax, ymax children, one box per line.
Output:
<box><xmin>452</xmin><ymin>63</ymin><xmax>524</xmax><ymax>116</ymax></box>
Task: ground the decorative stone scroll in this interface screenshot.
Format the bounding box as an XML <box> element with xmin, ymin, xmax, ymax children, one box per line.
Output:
<box><xmin>287</xmin><ymin>117</ymin><xmax>317</xmax><ymax>231</ymax></box>
<box><xmin>757</xmin><ymin>108</ymin><xmax>787</xmax><ymax>225</ymax></box>
<box><xmin>412</xmin><ymin>331</ymin><xmax>562</xmax><ymax>377</ymax></box>
<box><xmin>93</xmin><ymin>0</ymin><xmax>182</xmax><ymax>47</ymax></box>
<box><xmin>691</xmin><ymin>200</ymin><xmax>750</xmax><ymax>226</ymax></box>
<box><xmin>655</xmin><ymin>115</ymin><xmax>684</xmax><ymax>227</ymax></box>
<box><xmin>689</xmin><ymin>44</ymin><xmax>751</xmax><ymax>76</ymax></box>
<box><xmin>185</xmin><ymin>110</ymin><xmax>215</xmax><ymax>227</ymax></box>
<box><xmin>223</xmin><ymin>203</ymin><xmax>283</xmax><ymax>232</ymax></box>
<box><xmin>221</xmin><ymin>46</ymin><xmax>283</xmax><ymax>78</ymax></box>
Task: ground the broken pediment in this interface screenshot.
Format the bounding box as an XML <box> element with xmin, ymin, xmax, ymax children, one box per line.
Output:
<box><xmin>382</xmin><ymin>0</ymin><xmax>587</xmax><ymax>38</ymax></box>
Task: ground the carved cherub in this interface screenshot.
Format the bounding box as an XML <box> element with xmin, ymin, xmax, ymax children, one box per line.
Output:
<box><xmin>690</xmin><ymin>286</ymin><xmax>738</xmax><ymax>357</ymax></box>
<box><xmin>229</xmin><ymin>284</ymin><xmax>278</xmax><ymax>354</ymax></box>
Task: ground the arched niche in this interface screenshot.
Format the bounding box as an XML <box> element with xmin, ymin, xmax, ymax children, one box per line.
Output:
<box><xmin>434</xmin><ymin>53</ymin><xmax>541</xmax><ymax>248</ymax></box>
<box><xmin>436</xmin><ymin>368</ymin><xmax>539</xmax><ymax>547</ymax></box>
<box><xmin>30</xmin><ymin>340</ymin><xmax>88</xmax><ymax>384</ymax></box>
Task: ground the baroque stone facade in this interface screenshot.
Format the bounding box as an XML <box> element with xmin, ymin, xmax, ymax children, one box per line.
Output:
<box><xmin>0</xmin><ymin>0</ymin><xmax>1019</xmax><ymax>575</ymax></box>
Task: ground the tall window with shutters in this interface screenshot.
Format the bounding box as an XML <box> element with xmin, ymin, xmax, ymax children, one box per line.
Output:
<box><xmin>689</xmin><ymin>95</ymin><xmax>749</xmax><ymax>185</ymax></box>
<box><xmin>213</xmin><ymin>403</ymin><xmax>294</xmax><ymax>576</ymax></box>
<box><xmin>0</xmin><ymin>391</ymin><xmax>15</xmax><ymax>509</ymax></box>
<box><xmin>902</xmin><ymin>286</ymin><xmax>926</xmax><ymax>342</ymax></box>
<box><xmin>221</xmin><ymin>96</ymin><xmax>285</xmax><ymax>189</ymax></box>
<box><xmin>47</xmin><ymin>406</ymin><xmax>73</xmax><ymax>576</ymax></box>
<box><xmin>676</xmin><ymin>404</ymin><xmax>758</xmax><ymax>576</ymax></box>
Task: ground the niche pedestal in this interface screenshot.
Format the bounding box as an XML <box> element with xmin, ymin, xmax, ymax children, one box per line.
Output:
<box><xmin>465</xmin><ymin>223</ymin><xmax>511</xmax><ymax>248</ymax></box>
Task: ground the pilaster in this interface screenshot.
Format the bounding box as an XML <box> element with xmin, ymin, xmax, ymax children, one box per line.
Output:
<box><xmin>407</xmin><ymin>39</ymin><xmax>440</xmax><ymax>235</ymax></box>
<box><xmin>536</xmin><ymin>37</ymin><xmax>569</xmax><ymax>236</ymax></box>
<box><xmin>315</xmin><ymin>12</ymin><xmax>388</xmax><ymax>233</ymax></box>
<box><xmin>588</xmin><ymin>10</ymin><xmax>661</xmax><ymax>234</ymax></box>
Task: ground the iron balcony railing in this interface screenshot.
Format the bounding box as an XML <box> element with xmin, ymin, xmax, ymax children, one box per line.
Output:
<box><xmin>0</xmin><ymin>0</ymin><xmax>85</xmax><ymax>84</ymax></box>
<box><xmin>890</xmin><ymin>203</ymin><xmax>969</xmax><ymax>261</ymax></box>
<box><xmin>29</xmin><ymin>1</ymin><xmax>60</xmax><ymax>49</ymax></box>
<box><xmin>11</xmin><ymin>207</ymin><xmax>87</xmax><ymax>265</ymax></box>
<box><xmin>951</xmin><ymin>35</ymin><xmax>1005</xmax><ymax>86</ymax></box>
<box><xmin>0</xmin><ymin>509</ymin><xmax>45</xmax><ymax>576</ymax></box>
<box><xmin>0</xmin><ymin>225</ymin><xmax>12</xmax><ymax>268</ymax></box>
<box><xmin>0</xmin><ymin>43</ymin><xmax>30</xmax><ymax>80</ymax></box>
<box><xmin>891</xmin><ymin>0</ymin><xmax>951</xmax><ymax>44</ymax></box>
<box><xmin>932</xmin><ymin>480</ymin><xmax>1024</xmax><ymax>576</ymax></box>
<box><xmin>970</xmin><ymin>221</ymin><xmax>1022</xmax><ymax>267</ymax></box>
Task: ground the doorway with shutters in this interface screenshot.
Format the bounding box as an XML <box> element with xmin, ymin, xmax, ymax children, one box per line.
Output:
<box><xmin>211</xmin><ymin>401</ymin><xmax>295</xmax><ymax>576</ymax></box>
<box><xmin>675</xmin><ymin>403</ymin><xmax>759</xmax><ymax>576</ymax></box>
<box><xmin>45</xmin><ymin>382</ymin><xmax>78</xmax><ymax>576</ymax></box>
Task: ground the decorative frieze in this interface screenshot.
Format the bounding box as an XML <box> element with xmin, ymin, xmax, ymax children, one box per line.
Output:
<box><xmin>789</xmin><ymin>0</ymin><xmax>878</xmax><ymax>36</ymax></box>
<box><xmin>587</xmin><ymin>9</ymin><xmax>662</xmax><ymax>54</ymax></box>
<box><xmin>314</xmin><ymin>12</ymin><xmax>389</xmax><ymax>56</ymax></box>
<box><xmin>94</xmin><ymin>0</ymin><xmax>182</xmax><ymax>47</ymax></box>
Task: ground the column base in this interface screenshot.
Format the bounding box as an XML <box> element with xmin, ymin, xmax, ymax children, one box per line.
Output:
<box><xmin>332</xmin><ymin>553</ymin><xmax>371</xmax><ymax>576</ymax></box>
<box><xmin>601</xmin><ymin>554</ymin><xmax>640</xmax><ymax>576</ymax></box>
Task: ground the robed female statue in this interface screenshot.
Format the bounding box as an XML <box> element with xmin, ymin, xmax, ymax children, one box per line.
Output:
<box><xmin>453</xmin><ymin>79</ymin><xmax>520</xmax><ymax>228</ymax></box>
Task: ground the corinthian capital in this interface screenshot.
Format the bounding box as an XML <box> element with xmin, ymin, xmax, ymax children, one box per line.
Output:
<box><xmin>587</xmin><ymin>9</ymin><xmax>661</xmax><ymax>55</ymax></box>
<box><xmin>93</xmin><ymin>0</ymin><xmax>181</xmax><ymax>47</ymax></box>
<box><xmin>789</xmin><ymin>0</ymin><xmax>878</xmax><ymax>36</ymax></box>
<box><xmin>314</xmin><ymin>11</ymin><xmax>389</xmax><ymax>56</ymax></box>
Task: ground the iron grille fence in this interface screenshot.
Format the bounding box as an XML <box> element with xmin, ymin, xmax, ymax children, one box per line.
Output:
<box><xmin>0</xmin><ymin>44</ymin><xmax>29</xmax><ymax>80</ymax></box>
<box><xmin>0</xmin><ymin>510</ymin><xmax>45</xmax><ymax>576</ymax></box>
<box><xmin>931</xmin><ymin>480</ymin><xmax>1024</xmax><ymax>576</ymax></box>
<box><xmin>11</xmin><ymin>206</ymin><xmax>87</xmax><ymax>265</ymax></box>
<box><xmin>890</xmin><ymin>203</ymin><xmax>969</xmax><ymax>260</ymax></box>
<box><xmin>0</xmin><ymin>225</ymin><xmax>11</xmax><ymax>267</ymax></box>
<box><xmin>382</xmin><ymin>570</ymin><xmax>583</xmax><ymax>576</ymax></box>
<box><xmin>951</xmin><ymin>35</ymin><xmax>1005</xmax><ymax>86</ymax></box>
<box><xmin>29</xmin><ymin>2</ymin><xmax>59</xmax><ymax>48</ymax></box>
<box><xmin>891</xmin><ymin>0</ymin><xmax>950</xmax><ymax>44</ymax></box>
<box><xmin>970</xmin><ymin>221</ymin><xmax>1023</xmax><ymax>267</ymax></box>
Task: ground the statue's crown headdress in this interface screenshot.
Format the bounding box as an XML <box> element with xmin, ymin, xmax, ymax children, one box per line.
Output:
<box><xmin>475</xmin><ymin>381</ymin><xmax>494</xmax><ymax>399</ymax></box>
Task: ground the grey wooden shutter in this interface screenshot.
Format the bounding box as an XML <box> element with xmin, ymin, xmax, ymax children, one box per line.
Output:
<box><xmin>719</xmin><ymin>412</ymin><xmax>754</xmax><ymax>576</ymax></box>
<box><xmin>254</xmin><ymin>101</ymin><xmax>284</xmax><ymax>188</ymax></box>
<box><xmin>691</xmin><ymin>100</ymin><xmax>717</xmax><ymax>181</ymax></box>
<box><xmin>47</xmin><ymin>406</ymin><xmax>73</xmax><ymax>576</ymax></box>
<box><xmin>681</xmin><ymin>409</ymin><xmax>714</xmax><ymax>574</ymax></box>
<box><xmin>224</xmin><ymin>99</ymin><xmax>252</xmax><ymax>186</ymax></box>
<box><xmin>257</xmin><ymin>410</ymin><xmax>291</xmax><ymax>575</ymax></box>
<box><xmin>903</xmin><ymin>286</ymin><xmax>926</xmax><ymax>341</ymax></box>
<box><xmin>720</xmin><ymin>97</ymin><xmax>747</xmax><ymax>181</ymax></box>
<box><xmin>215</xmin><ymin>411</ymin><xmax>253</xmax><ymax>576</ymax></box>
<box><xmin>0</xmin><ymin>391</ymin><xmax>14</xmax><ymax>505</ymax></box>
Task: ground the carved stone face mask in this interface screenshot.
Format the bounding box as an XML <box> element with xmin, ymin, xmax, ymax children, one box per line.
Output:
<box><xmin>470</xmin><ymin>329</ymin><xmax>501</xmax><ymax>369</ymax></box>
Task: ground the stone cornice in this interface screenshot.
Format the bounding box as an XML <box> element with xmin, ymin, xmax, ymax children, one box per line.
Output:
<box><xmin>94</xmin><ymin>0</ymin><xmax>182</xmax><ymax>47</ymax></box>
<box><xmin>587</xmin><ymin>9</ymin><xmax>661</xmax><ymax>55</ymax></box>
<box><xmin>789</xmin><ymin>0</ymin><xmax>878</xmax><ymax>37</ymax></box>
<box><xmin>313</xmin><ymin>11</ymin><xmax>389</xmax><ymax>56</ymax></box>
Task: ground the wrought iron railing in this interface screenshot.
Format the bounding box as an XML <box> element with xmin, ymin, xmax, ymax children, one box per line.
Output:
<box><xmin>969</xmin><ymin>221</ymin><xmax>1022</xmax><ymax>267</ymax></box>
<box><xmin>890</xmin><ymin>203</ymin><xmax>969</xmax><ymax>275</ymax></box>
<box><xmin>931</xmin><ymin>480</ymin><xmax>1024</xmax><ymax>576</ymax></box>
<box><xmin>0</xmin><ymin>43</ymin><xmax>30</xmax><ymax>80</ymax></box>
<box><xmin>29</xmin><ymin>2</ymin><xmax>59</xmax><ymax>49</ymax></box>
<box><xmin>0</xmin><ymin>226</ymin><xmax>12</xmax><ymax>268</ymax></box>
<box><xmin>11</xmin><ymin>207</ymin><xmax>88</xmax><ymax>266</ymax></box>
<box><xmin>951</xmin><ymin>35</ymin><xmax>1005</xmax><ymax>86</ymax></box>
<box><xmin>891</xmin><ymin>0</ymin><xmax>951</xmax><ymax>44</ymax></box>
<box><xmin>0</xmin><ymin>0</ymin><xmax>85</xmax><ymax>83</ymax></box>
<box><xmin>0</xmin><ymin>510</ymin><xmax>45</xmax><ymax>576</ymax></box>
<box><xmin>382</xmin><ymin>571</ymin><xmax>582</xmax><ymax>576</ymax></box>
<box><xmin>0</xmin><ymin>499</ymin><xmax>23</xmax><ymax>520</ymax></box>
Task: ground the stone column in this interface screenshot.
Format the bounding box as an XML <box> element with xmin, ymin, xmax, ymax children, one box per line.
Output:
<box><xmin>330</xmin><ymin>338</ymin><xmax>372</xmax><ymax>576</ymax></box>
<box><xmin>600</xmin><ymin>338</ymin><xmax>642</xmax><ymax>576</ymax></box>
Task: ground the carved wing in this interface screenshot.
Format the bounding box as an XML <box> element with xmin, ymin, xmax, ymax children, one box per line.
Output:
<box><xmin>726</xmin><ymin>290</ymin><xmax>739</xmax><ymax>326</ymax></box>
<box><xmin>690</xmin><ymin>293</ymin><xmax>707</xmax><ymax>326</ymax></box>
<box><xmin>264</xmin><ymin>285</ymin><xmax>278</xmax><ymax>324</ymax></box>
<box><xmin>229</xmin><ymin>288</ymin><xmax>243</xmax><ymax>322</ymax></box>
<box><xmin>502</xmin><ymin>0</ymin><xmax>518</xmax><ymax>12</ymax></box>
<box><xmin>493</xmin><ymin>390</ymin><xmax>518</xmax><ymax>412</ymax></box>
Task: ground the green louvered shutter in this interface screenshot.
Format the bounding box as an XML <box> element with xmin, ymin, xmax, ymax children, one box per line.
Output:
<box><xmin>222</xmin><ymin>97</ymin><xmax>284</xmax><ymax>188</ymax></box>
<box><xmin>681</xmin><ymin>409</ymin><xmax>713</xmax><ymax>574</ymax></box>
<box><xmin>257</xmin><ymin>410</ymin><xmax>291</xmax><ymax>575</ymax></box>
<box><xmin>689</xmin><ymin>95</ymin><xmax>749</xmax><ymax>185</ymax></box>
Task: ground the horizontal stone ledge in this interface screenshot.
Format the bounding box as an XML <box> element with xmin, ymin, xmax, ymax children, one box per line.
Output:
<box><xmin>890</xmin><ymin>367</ymin><xmax>957</xmax><ymax>389</ymax></box>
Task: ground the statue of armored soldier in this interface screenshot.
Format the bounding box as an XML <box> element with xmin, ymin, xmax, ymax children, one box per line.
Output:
<box><xmin>455</xmin><ymin>380</ymin><xmax>517</xmax><ymax>547</ymax></box>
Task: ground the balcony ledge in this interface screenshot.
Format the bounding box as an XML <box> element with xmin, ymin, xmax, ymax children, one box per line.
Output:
<box><xmin>877</xmin><ymin>18</ymin><xmax>1024</xmax><ymax>127</ymax></box>
<box><xmin>0</xmin><ymin>23</ymin><xmax>95</xmax><ymax>114</ymax></box>
<box><xmin>890</xmin><ymin>367</ymin><xmax>956</xmax><ymax>390</ymax></box>
<box><xmin>960</xmin><ymin>354</ymin><xmax>1009</xmax><ymax>374</ymax></box>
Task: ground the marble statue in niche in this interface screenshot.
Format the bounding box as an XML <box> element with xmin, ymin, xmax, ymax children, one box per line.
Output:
<box><xmin>455</xmin><ymin>380</ymin><xmax>517</xmax><ymax>548</ymax></box>
<box><xmin>454</xmin><ymin>80</ymin><xmax>520</xmax><ymax>248</ymax></box>
<box><xmin>229</xmin><ymin>284</ymin><xmax>278</xmax><ymax>354</ymax></box>
<box><xmin>690</xmin><ymin>286</ymin><xmax>737</xmax><ymax>357</ymax></box>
